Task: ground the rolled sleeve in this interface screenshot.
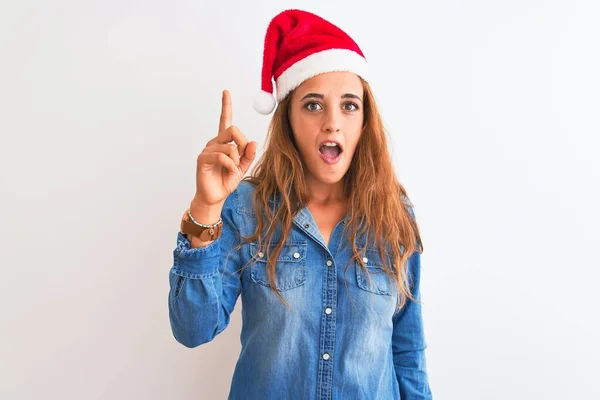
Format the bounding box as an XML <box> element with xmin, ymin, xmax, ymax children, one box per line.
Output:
<box><xmin>172</xmin><ymin>231</ymin><xmax>221</xmax><ymax>278</ymax></box>
<box><xmin>168</xmin><ymin>189</ymin><xmax>243</xmax><ymax>348</ymax></box>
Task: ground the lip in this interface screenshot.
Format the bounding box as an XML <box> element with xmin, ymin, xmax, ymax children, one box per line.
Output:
<box><xmin>318</xmin><ymin>142</ymin><xmax>343</xmax><ymax>164</ymax></box>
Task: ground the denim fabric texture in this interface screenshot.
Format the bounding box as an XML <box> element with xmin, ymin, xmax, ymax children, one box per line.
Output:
<box><xmin>168</xmin><ymin>181</ymin><xmax>432</xmax><ymax>399</ymax></box>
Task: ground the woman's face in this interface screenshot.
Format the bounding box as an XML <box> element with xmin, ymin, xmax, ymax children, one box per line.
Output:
<box><xmin>289</xmin><ymin>71</ymin><xmax>365</xmax><ymax>186</ymax></box>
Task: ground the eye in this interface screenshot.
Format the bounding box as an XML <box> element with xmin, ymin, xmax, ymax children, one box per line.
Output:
<box><xmin>343</xmin><ymin>102</ymin><xmax>359</xmax><ymax>111</ymax></box>
<box><xmin>304</xmin><ymin>102</ymin><xmax>322</xmax><ymax>111</ymax></box>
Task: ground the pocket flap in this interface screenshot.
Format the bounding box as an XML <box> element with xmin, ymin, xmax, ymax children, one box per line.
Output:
<box><xmin>250</xmin><ymin>242</ymin><xmax>307</xmax><ymax>263</ymax></box>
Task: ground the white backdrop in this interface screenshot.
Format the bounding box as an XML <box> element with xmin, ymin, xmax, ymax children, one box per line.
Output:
<box><xmin>1</xmin><ymin>0</ymin><xmax>599</xmax><ymax>399</ymax></box>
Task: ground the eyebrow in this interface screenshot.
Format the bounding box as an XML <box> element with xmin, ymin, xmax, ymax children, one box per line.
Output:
<box><xmin>300</xmin><ymin>92</ymin><xmax>363</xmax><ymax>102</ymax></box>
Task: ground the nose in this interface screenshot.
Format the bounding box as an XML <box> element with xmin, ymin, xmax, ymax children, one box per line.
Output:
<box><xmin>322</xmin><ymin>107</ymin><xmax>341</xmax><ymax>133</ymax></box>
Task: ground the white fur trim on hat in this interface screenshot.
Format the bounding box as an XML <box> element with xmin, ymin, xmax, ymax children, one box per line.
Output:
<box><xmin>275</xmin><ymin>48</ymin><xmax>369</xmax><ymax>102</ymax></box>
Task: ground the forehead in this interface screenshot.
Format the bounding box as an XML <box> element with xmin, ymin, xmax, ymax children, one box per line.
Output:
<box><xmin>293</xmin><ymin>71</ymin><xmax>364</xmax><ymax>98</ymax></box>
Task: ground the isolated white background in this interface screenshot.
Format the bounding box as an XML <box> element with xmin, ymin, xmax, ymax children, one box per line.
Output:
<box><xmin>1</xmin><ymin>0</ymin><xmax>599</xmax><ymax>399</ymax></box>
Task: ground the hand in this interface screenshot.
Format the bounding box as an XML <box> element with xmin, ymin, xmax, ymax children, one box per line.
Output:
<box><xmin>193</xmin><ymin>90</ymin><xmax>257</xmax><ymax>207</ymax></box>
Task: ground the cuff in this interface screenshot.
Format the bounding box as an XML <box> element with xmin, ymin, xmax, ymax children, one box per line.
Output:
<box><xmin>172</xmin><ymin>231</ymin><xmax>221</xmax><ymax>279</ymax></box>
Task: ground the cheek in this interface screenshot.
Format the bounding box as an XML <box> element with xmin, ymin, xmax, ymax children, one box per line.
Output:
<box><xmin>344</xmin><ymin>121</ymin><xmax>364</xmax><ymax>152</ymax></box>
<box><xmin>290</xmin><ymin>117</ymin><xmax>318</xmax><ymax>153</ymax></box>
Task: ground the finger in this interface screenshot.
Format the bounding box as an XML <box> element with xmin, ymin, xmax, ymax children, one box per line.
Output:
<box><xmin>239</xmin><ymin>141</ymin><xmax>257</xmax><ymax>174</ymax></box>
<box><xmin>205</xmin><ymin>135</ymin><xmax>221</xmax><ymax>147</ymax></box>
<box><xmin>204</xmin><ymin>143</ymin><xmax>240</xmax><ymax>166</ymax></box>
<box><xmin>217</xmin><ymin>125</ymin><xmax>248</xmax><ymax>157</ymax></box>
<box><xmin>218</xmin><ymin>90</ymin><xmax>232</xmax><ymax>133</ymax></box>
<box><xmin>200</xmin><ymin>152</ymin><xmax>237</xmax><ymax>174</ymax></box>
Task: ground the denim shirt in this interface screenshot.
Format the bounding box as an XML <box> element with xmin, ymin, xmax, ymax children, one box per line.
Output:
<box><xmin>168</xmin><ymin>181</ymin><xmax>432</xmax><ymax>399</ymax></box>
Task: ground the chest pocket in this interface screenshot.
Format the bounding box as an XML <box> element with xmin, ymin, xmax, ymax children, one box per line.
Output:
<box><xmin>355</xmin><ymin>247</ymin><xmax>395</xmax><ymax>296</ymax></box>
<box><xmin>249</xmin><ymin>242</ymin><xmax>307</xmax><ymax>291</ymax></box>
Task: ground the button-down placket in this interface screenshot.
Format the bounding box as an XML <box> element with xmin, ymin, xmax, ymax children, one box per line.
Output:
<box><xmin>292</xmin><ymin>207</ymin><xmax>351</xmax><ymax>399</ymax></box>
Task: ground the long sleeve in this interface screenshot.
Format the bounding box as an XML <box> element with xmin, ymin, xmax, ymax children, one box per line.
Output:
<box><xmin>392</xmin><ymin>251</ymin><xmax>432</xmax><ymax>399</ymax></box>
<box><xmin>392</xmin><ymin>201</ymin><xmax>433</xmax><ymax>398</ymax></box>
<box><xmin>167</xmin><ymin>190</ymin><xmax>242</xmax><ymax>348</ymax></box>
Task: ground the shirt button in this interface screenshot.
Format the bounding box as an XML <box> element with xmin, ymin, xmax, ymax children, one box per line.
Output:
<box><xmin>322</xmin><ymin>353</ymin><xmax>330</xmax><ymax>360</ymax></box>
<box><xmin>293</xmin><ymin>252</ymin><xmax>300</xmax><ymax>259</ymax></box>
<box><xmin>362</xmin><ymin>257</ymin><xmax>369</xmax><ymax>263</ymax></box>
<box><xmin>325</xmin><ymin>307</ymin><xmax>332</xmax><ymax>314</ymax></box>
<box><xmin>258</xmin><ymin>252</ymin><xmax>264</xmax><ymax>258</ymax></box>
<box><xmin>304</xmin><ymin>223</ymin><xmax>310</xmax><ymax>229</ymax></box>
<box><xmin>326</xmin><ymin>260</ymin><xmax>333</xmax><ymax>266</ymax></box>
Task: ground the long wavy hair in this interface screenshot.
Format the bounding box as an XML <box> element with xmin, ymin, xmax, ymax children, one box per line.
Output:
<box><xmin>231</xmin><ymin>78</ymin><xmax>423</xmax><ymax>314</ymax></box>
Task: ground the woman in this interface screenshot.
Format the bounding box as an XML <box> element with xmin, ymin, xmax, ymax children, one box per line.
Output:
<box><xmin>169</xmin><ymin>9</ymin><xmax>433</xmax><ymax>400</ymax></box>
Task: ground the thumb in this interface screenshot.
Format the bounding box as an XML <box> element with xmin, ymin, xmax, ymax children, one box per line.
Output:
<box><xmin>239</xmin><ymin>141</ymin><xmax>257</xmax><ymax>173</ymax></box>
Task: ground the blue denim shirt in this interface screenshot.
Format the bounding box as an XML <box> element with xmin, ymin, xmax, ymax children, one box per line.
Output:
<box><xmin>168</xmin><ymin>181</ymin><xmax>432</xmax><ymax>399</ymax></box>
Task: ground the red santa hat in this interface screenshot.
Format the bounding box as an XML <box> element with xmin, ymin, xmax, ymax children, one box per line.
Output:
<box><xmin>253</xmin><ymin>9</ymin><xmax>370</xmax><ymax>115</ymax></box>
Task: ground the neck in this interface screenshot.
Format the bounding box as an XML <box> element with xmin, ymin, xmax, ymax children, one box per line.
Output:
<box><xmin>305</xmin><ymin>175</ymin><xmax>346</xmax><ymax>205</ymax></box>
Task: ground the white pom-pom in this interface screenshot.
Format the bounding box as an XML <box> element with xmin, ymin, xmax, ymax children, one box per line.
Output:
<box><xmin>253</xmin><ymin>90</ymin><xmax>276</xmax><ymax>115</ymax></box>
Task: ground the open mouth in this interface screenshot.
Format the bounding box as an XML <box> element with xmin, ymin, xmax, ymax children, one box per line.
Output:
<box><xmin>318</xmin><ymin>142</ymin><xmax>342</xmax><ymax>159</ymax></box>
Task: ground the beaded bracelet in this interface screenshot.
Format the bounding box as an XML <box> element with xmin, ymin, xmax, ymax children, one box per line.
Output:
<box><xmin>187</xmin><ymin>208</ymin><xmax>222</xmax><ymax>228</ymax></box>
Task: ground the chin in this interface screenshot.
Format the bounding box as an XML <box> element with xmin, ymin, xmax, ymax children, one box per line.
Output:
<box><xmin>318</xmin><ymin>176</ymin><xmax>343</xmax><ymax>184</ymax></box>
<box><xmin>316</xmin><ymin>170</ymin><xmax>348</xmax><ymax>184</ymax></box>
<box><xmin>305</xmin><ymin>156</ymin><xmax>350</xmax><ymax>184</ymax></box>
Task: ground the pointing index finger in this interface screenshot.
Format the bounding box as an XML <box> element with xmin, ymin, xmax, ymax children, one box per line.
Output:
<box><xmin>219</xmin><ymin>90</ymin><xmax>232</xmax><ymax>133</ymax></box>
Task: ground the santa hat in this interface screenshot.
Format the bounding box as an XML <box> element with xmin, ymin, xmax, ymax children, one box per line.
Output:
<box><xmin>253</xmin><ymin>9</ymin><xmax>370</xmax><ymax>115</ymax></box>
